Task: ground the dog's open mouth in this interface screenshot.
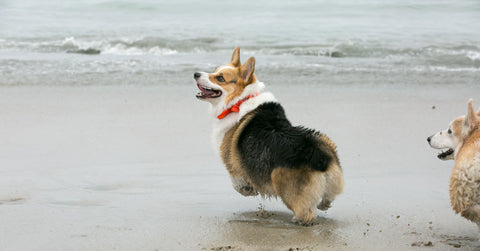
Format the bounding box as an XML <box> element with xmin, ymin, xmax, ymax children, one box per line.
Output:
<box><xmin>196</xmin><ymin>84</ymin><xmax>222</xmax><ymax>99</ymax></box>
<box><xmin>437</xmin><ymin>148</ymin><xmax>454</xmax><ymax>160</ymax></box>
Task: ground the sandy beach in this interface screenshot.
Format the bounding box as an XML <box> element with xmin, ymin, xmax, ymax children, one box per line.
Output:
<box><xmin>0</xmin><ymin>83</ymin><xmax>479</xmax><ymax>250</ymax></box>
<box><xmin>1</xmin><ymin>0</ymin><xmax>479</xmax><ymax>249</ymax></box>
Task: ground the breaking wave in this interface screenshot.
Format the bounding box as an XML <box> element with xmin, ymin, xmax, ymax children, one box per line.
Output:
<box><xmin>0</xmin><ymin>36</ymin><xmax>479</xmax><ymax>70</ymax></box>
<box><xmin>0</xmin><ymin>36</ymin><xmax>219</xmax><ymax>56</ymax></box>
<box><xmin>1</xmin><ymin>36</ymin><xmax>479</xmax><ymax>60</ymax></box>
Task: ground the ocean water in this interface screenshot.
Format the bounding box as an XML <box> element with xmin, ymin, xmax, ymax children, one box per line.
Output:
<box><xmin>0</xmin><ymin>0</ymin><xmax>479</xmax><ymax>86</ymax></box>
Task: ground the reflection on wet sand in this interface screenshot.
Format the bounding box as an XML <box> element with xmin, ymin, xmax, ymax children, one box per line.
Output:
<box><xmin>211</xmin><ymin>210</ymin><xmax>348</xmax><ymax>250</ymax></box>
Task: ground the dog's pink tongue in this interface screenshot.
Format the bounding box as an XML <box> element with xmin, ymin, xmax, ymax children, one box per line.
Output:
<box><xmin>197</xmin><ymin>83</ymin><xmax>207</xmax><ymax>93</ymax></box>
<box><xmin>197</xmin><ymin>83</ymin><xmax>216</xmax><ymax>98</ymax></box>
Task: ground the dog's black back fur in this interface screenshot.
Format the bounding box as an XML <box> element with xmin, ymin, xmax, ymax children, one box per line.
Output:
<box><xmin>238</xmin><ymin>102</ymin><xmax>335</xmax><ymax>186</ymax></box>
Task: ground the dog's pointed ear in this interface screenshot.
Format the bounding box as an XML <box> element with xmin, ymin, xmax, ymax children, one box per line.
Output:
<box><xmin>466</xmin><ymin>99</ymin><xmax>479</xmax><ymax>130</ymax></box>
<box><xmin>241</xmin><ymin>57</ymin><xmax>255</xmax><ymax>84</ymax></box>
<box><xmin>230</xmin><ymin>47</ymin><xmax>241</xmax><ymax>67</ymax></box>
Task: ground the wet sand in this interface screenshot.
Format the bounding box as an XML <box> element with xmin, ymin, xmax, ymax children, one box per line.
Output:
<box><xmin>1</xmin><ymin>83</ymin><xmax>480</xmax><ymax>250</ymax></box>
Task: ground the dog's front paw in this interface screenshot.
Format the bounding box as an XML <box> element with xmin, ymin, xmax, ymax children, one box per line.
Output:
<box><xmin>238</xmin><ymin>186</ymin><xmax>258</xmax><ymax>196</ymax></box>
<box><xmin>231</xmin><ymin>177</ymin><xmax>258</xmax><ymax>196</ymax></box>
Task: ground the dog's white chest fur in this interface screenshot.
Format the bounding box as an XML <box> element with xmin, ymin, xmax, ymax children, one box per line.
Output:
<box><xmin>211</xmin><ymin>91</ymin><xmax>277</xmax><ymax>150</ymax></box>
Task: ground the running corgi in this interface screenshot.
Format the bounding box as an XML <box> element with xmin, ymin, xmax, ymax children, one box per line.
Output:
<box><xmin>428</xmin><ymin>99</ymin><xmax>480</xmax><ymax>236</ymax></box>
<box><xmin>194</xmin><ymin>47</ymin><xmax>344</xmax><ymax>225</ymax></box>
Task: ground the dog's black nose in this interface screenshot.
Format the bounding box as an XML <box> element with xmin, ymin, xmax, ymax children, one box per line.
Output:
<box><xmin>194</xmin><ymin>72</ymin><xmax>201</xmax><ymax>80</ymax></box>
<box><xmin>427</xmin><ymin>136</ymin><xmax>431</xmax><ymax>143</ymax></box>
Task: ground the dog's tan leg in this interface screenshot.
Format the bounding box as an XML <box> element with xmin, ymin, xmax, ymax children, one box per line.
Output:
<box><xmin>461</xmin><ymin>205</ymin><xmax>480</xmax><ymax>239</ymax></box>
<box><xmin>271</xmin><ymin>167</ymin><xmax>324</xmax><ymax>225</ymax></box>
<box><xmin>318</xmin><ymin>162</ymin><xmax>344</xmax><ymax>211</ymax></box>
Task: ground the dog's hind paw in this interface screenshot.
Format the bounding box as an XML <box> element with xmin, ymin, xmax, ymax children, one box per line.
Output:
<box><xmin>317</xmin><ymin>199</ymin><xmax>332</xmax><ymax>211</ymax></box>
<box><xmin>292</xmin><ymin>216</ymin><xmax>316</xmax><ymax>227</ymax></box>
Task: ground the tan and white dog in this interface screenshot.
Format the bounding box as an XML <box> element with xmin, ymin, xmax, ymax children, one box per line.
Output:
<box><xmin>428</xmin><ymin>99</ymin><xmax>480</xmax><ymax>235</ymax></box>
<box><xmin>194</xmin><ymin>47</ymin><xmax>344</xmax><ymax>225</ymax></box>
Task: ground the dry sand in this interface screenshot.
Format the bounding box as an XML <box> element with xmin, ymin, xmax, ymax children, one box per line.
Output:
<box><xmin>1</xmin><ymin>83</ymin><xmax>480</xmax><ymax>250</ymax></box>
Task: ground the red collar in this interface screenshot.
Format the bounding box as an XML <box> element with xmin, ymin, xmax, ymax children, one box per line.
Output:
<box><xmin>217</xmin><ymin>93</ymin><xmax>259</xmax><ymax>119</ymax></box>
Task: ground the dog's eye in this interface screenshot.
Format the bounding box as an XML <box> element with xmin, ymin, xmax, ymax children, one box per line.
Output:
<box><xmin>448</xmin><ymin>129</ymin><xmax>452</xmax><ymax>134</ymax></box>
<box><xmin>216</xmin><ymin>76</ymin><xmax>225</xmax><ymax>82</ymax></box>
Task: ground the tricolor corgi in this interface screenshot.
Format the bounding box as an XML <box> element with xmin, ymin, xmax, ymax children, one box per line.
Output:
<box><xmin>428</xmin><ymin>99</ymin><xmax>480</xmax><ymax>236</ymax></box>
<box><xmin>194</xmin><ymin>47</ymin><xmax>344</xmax><ymax>225</ymax></box>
